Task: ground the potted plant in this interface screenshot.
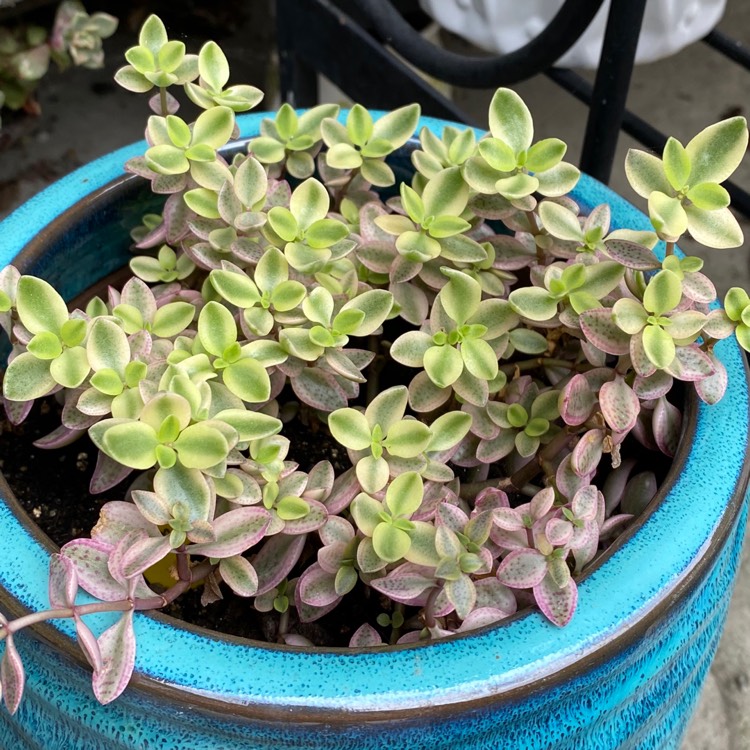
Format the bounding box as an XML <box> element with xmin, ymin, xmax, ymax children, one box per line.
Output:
<box><xmin>0</xmin><ymin>14</ymin><xmax>747</xmax><ymax>749</ymax></box>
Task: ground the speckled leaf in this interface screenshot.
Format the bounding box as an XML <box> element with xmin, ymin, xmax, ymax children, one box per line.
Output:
<box><xmin>219</xmin><ymin>555</ymin><xmax>258</xmax><ymax>597</ymax></box>
<box><xmin>120</xmin><ymin>535</ymin><xmax>172</xmax><ymax>579</ymax></box>
<box><xmin>603</xmin><ymin>239</ymin><xmax>659</xmax><ymax>270</ymax></box>
<box><xmin>75</xmin><ymin>618</ymin><xmax>103</xmax><ymax>673</ymax></box>
<box><xmin>33</xmin><ymin>424</ymin><xmax>86</xmax><ymax>450</ymax></box>
<box><xmin>326</xmin><ymin>467</ymin><xmax>360</xmax><ymax>514</ymax></box>
<box><xmin>370</xmin><ymin>565</ymin><xmax>434</xmax><ymax>603</ymax></box>
<box><xmin>189</xmin><ymin>507</ymin><xmax>271</xmax><ymax>558</ymax></box>
<box><xmin>445</xmin><ymin>576</ymin><xmax>476</xmax><ymax>620</ymax></box>
<box><xmin>695</xmin><ymin>352</ymin><xmax>727</xmax><ymax>405</ymax></box>
<box><xmin>579</xmin><ymin>309</ymin><xmax>631</xmax><ymax>355</ymax></box>
<box><xmin>92</xmin><ymin>610</ymin><xmax>136</xmax><ymax>704</ymax></box>
<box><xmin>496</xmin><ymin>549</ymin><xmax>547</xmax><ymax>588</ymax></box>
<box><xmin>292</xmin><ymin>368</ymin><xmax>347</xmax><ymax>412</ymax></box>
<box><xmin>90</xmin><ymin>452</ymin><xmax>134</xmax><ymax>495</ymax></box>
<box><xmin>61</xmin><ymin>539</ymin><xmax>127</xmax><ymax>601</ymax></box>
<box><xmin>297</xmin><ymin>562</ymin><xmax>339</xmax><ymax>608</ymax></box>
<box><xmin>571</xmin><ymin>428</ymin><xmax>604</xmax><ymax>478</ymax></box>
<box><xmin>534</xmin><ymin>574</ymin><xmax>577</xmax><ymax>626</ymax></box>
<box><xmin>559</xmin><ymin>374</ymin><xmax>594</xmax><ymax>426</ymax></box>
<box><xmin>48</xmin><ymin>553</ymin><xmax>78</xmax><ymax>608</ymax></box>
<box><xmin>1</xmin><ymin>634</ymin><xmax>24</xmax><ymax>714</ymax></box>
<box><xmin>254</xmin><ymin>533</ymin><xmax>306</xmax><ymax>595</ymax></box>
<box><xmin>408</xmin><ymin>370</ymin><xmax>451</xmax><ymax>413</ymax></box>
<box><xmin>629</xmin><ymin>330</ymin><xmax>657</xmax><ymax>378</ymax></box>
<box><xmin>633</xmin><ymin>370</ymin><xmax>673</xmax><ymax>400</ymax></box>
<box><xmin>599</xmin><ymin>377</ymin><xmax>639</xmax><ymax>433</ymax></box>
<box><xmin>349</xmin><ymin>623</ymin><xmax>384</xmax><ymax>647</ymax></box>
<box><xmin>652</xmin><ymin>396</ymin><xmax>682</xmax><ymax>457</ymax></box>
<box><xmin>664</xmin><ymin>344</ymin><xmax>715</xmax><ymax>382</ymax></box>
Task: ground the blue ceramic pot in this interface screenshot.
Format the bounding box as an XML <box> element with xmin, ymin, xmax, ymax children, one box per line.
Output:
<box><xmin>0</xmin><ymin>112</ymin><xmax>747</xmax><ymax>750</ymax></box>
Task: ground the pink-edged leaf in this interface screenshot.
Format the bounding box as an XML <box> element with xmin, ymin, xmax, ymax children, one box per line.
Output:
<box><xmin>325</xmin><ymin>467</ymin><xmax>360</xmax><ymax>514</ymax></box>
<box><xmin>474</xmin><ymin>486</ymin><xmax>510</xmax><ymax>512</ymax></box>
<box><xmin>493</xmin><ymin>507</ymin><xmax>525</xmax><ymax>531</ymax></box>
<box><xmin>369</xmin><ymin>563</ymin><xmax>435</xmax><ymax>604</ymax></box>
<box><xmin>92</xmin><ymin>500</ymin><xmax>161</xmax><ymax>545</ymax></box>
<box><xmin>62</xmin><ymin>395</ymin><xmax>100</xmax><ymax>430</ymax></box>
<box><xmin>294</xmin><ymin>588</ymin><xmax>340</xmax><ymax>624</ymax></box>
<box><xmin>1</xmin><ymin>634</ymin><xmax>25</xmax><ymax>714</ymax></box>
<box><xmin>579</xmin><ymin>308</ymin><xmax>631</xmax><ymax>355</ymax></box>
<box><xmin>664</xmin><ymin>344</ymin><xmax>715</xmax><ymax>382</ymax></box>
<box><xmin>436</xmin><ymin>502</ymin><xmax>469</xmax><ymax>533</ymax></box>
<box><xmin>633</xmin><ymin>369</ymin><xmax>673</xmax><ymax>400</ymax></box>
<box><xmin>33</xmin><ymin>424</ymin><xmax>86</xmax><ymax>449</ymax></box>
<box><xmin>391</xmin><ymin>254</ymin><xmax>421</xmax><ymax>283</ymax></box>
<box><xmin>75</xmin><ymin>616</ymin><xmax>103</xmax><ymax>673</ymax></box>
<box><xmin>602</xmin><ymin>239</ymin><xmax>659</xmax><ymax>270</ymax></box>
<box><xmin>545</xmin><ymin>518</ymin><xmax>573</xmax><ymax>546</ymax></box>
<box><xmin>600</xmin><ymin>513</ymin><xmax>635</xmax><ymax>539</ymax></box>
<box><xmin>652</xmin><ymin>396</ymin><xmax>682</xmax><ymax>457</ymax></box>
<box><xmin>474</xmin><ymin>578</ymin><xmax>517</xmax><ymax>616</ymax></box>
<box><xmin>92</xmin><ymin>610</ymin><xmax>136</xmax><ymax>705</ymax></box>
<box><xmin>629</xmin><ymin>330</ymin><xmax>657</xmax><ymax>378</ymax></box>
<box><xmin>457</xmin><ymin>606</ymin><xmax>507</xmax><ymax>632</ymax></box>
<box><xmin>349</xmin><ymin>623</ymin><xmax>385</xmax><ymax>647</ymax></box>
<box><xmin>318</xmin><ymin>516</ymin><xmax>354</xmax><ymax>547</ymax></box>
<box><xmin>533</xmin><ymin>573</ymin><xmax>578</xmax><ymax>626</ymax></box>
<box><xmin>128</xmin><ymin>330</ymin><xmax>152</xmax><ymax>360</ymax></box>
<box><xmin>445</xmin><ymin>576</ymin><xmax>476</xmax><ymax>620</ymax></box>
<box><xmin>529</xmin><ymin>487</ymin><xmax>555</xmax><ymax>518</ymax></box>
<box><xmin>48</xmin><ymin>553</ymin><xmax>78</xmax><ymax>608</ymax></box>
<box><xmin>254</xmin><ymin>534</ymin><xmax>307</xmax><ymax>596</ymax></box>
<box><xmin>559</xmin><ymin>374</ymin><xmax>595</xmax><ymax>426</ymax></box>
<box><xmin>599</xmin><ymin>376</ymin><xmax>639</xmax><ymax>433</ymax></box>
<box><xmin>61</xmin><ymin>539</ymin><xmax>127</xmax><ymax>601</ymax></box>
<box><xmin>556</xmin><ymin>454</ymin><xmax>591</xmax><ymax>501</ymax></box>
<box><xmin>496</xmin><ymin>549</ymin><xmax>547</xmax><ymax>588</ymax></box>
<box><xmin>357</xmin><ymin>243</ymin><xmax>396</xmax><ymax>273</ymax></box>
<box><xmin>3</xmin><ymin>396</ymin><xmax>33</xmax><ymax>426</ymax></box>
<box><xmin>297</xmin><ymin>563</ymin><xmax>339</xmax><ymax>608</ymax></box>
<box><xmin>681</xmin><ymin>271</ymin><xmax>716</xmax><ymax>304</ymax></box>
<box><xmin>695</xmin><ymin>352</ymin><xmax>727</xmax><ymax>405</ymax></box>
<box><xmin>120</xmin><ymin>535</ymin><xmax>172</xmax><ymax>579</ymax></box>
<box><xmin>130</xmin><ymin>491</ymin><xmax>172</xmax><ymax>527</ymax></box>
<box><xmin>317</xmin><ymin>543</ymin><xmax>346</xmax><ymax>574</ymax></box>
<box><xmin>90</xmin><ymin>451</ymin><xmax>133</xmax><ymax>494</ymax></box>
<box><xmin>188</xmin><ymin>507</ymin><xmax>271</xmax><ymax>559</ymax></box>
<box><xmin>163</xmin><ymin>192</ymin><xmax>191</xmax><ymax>245</ymax></box>
<box><xmin>571</xmin><ymin>429</ymin><xmax>604</xmax><ymax>478</ymax></box>
<box><xmin>291</xmin><ymin>368</ymin><xmax>348</xmax><ymax>412</ymax></box>
<box><xmin>218</xmin><ymin>555</ymin><xmax>258</xmax><ymax>597</ymax></box>
<box><xmin>571</xmin><ymin>530</ymin><xmax>599</xmax><ymax>572</ymax></box>
<box><xmin>490</xmin><ymin>526</ymin><xmax>529</xmax><ymax>550</ymax></box>
<box><xmin>571</xmin><ymin>485</ymin><xmax>599</xmax><ymax>521</ymax></box>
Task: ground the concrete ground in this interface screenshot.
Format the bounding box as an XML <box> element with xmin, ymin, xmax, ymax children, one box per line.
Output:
<box><xmin>0</xmin><ymin>1</ymin><xmax>749</xmax><ymax>746</ymax></box>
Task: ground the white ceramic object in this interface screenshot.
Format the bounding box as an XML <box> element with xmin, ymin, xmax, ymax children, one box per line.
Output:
<box><xmin>419</xmin><ymin>0</ymin><xmax>726</xmax><ymax>69</ymax></box>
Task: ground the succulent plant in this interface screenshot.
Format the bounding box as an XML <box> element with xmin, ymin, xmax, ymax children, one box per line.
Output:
<box><xmin>0</xmin><ymin>12</ymin><xmax>748</xmax><ymax>714</ymax></box>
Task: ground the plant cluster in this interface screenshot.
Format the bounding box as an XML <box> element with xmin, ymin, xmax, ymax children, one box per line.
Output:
<box><xmin>0</xmin><ymin>0</ymin><xmax>116</xmax><ymax>122</ymax></box>
<box><xmin>0</xmin><ymin>13</ymin><xmax>748</xmax><ymax>712</ymax></box>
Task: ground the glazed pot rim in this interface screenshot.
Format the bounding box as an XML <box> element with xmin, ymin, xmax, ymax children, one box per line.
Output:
<box><xmin>0</xmin><ymin>111</ymin><xmax>748</xmax><ymax>718</ymax></box>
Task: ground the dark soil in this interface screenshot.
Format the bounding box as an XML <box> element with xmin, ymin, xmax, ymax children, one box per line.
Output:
<box><xmin>0</xmin><ymin>397</ymin><xmax>396</xmax><ymax>646</ymax></box>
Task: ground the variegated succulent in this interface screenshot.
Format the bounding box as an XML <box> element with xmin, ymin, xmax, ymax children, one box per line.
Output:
<box><xmin>0</xmin><ymin>12</ymin><xmax>748</xmax><ymax>715</ymax></box>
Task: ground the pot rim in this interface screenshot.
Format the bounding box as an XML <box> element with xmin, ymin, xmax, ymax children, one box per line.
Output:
<box><xmin>0</xmin><ymin>111</ymin><xmax>748</xmax><ymax>718</ymax></box>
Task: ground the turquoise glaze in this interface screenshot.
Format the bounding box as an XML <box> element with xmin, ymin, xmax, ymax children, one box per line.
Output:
<box><xmin>0</xmin><ymin>112</ymin><xmax>747</xmax><ymax>749</ymax></box>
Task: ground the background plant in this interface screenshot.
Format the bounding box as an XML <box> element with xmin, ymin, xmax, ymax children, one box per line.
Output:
<box><xmin>0</xmin><ymin>12</ymin><xmax>748</xmax><ymax>713</ymax></box>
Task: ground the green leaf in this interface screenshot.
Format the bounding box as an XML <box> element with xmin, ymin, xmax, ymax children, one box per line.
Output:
<box><xmin>305</xmin><ymin>218</ymin><xmax>349</xmax><ymax>249</ymax></box>
<box><xmin>234</xmin><ymin>156</ymin><xmax>267</xmax><ymax>207</ymax></box>
<box><xmin>267</xmin><ymin>206</ymin><xmax>299</xmax><ymax>242</ymax></box>
<box><xmin>184</xmin><ymin>188</ymin><xmax>220</xmax><ymax>219</ymax></box>
<box><xmin>210</xmin><ymin>269</ymin><xmax>260</xmax><ymax>308</ymax></box>
<box><xmin>249</xmin><ymin>136</ymin><xmax>286</xmax><ymax>163</ymax></box>
<box><xmin>126</xmin><ymin>46</ymin><xmax>155</xmax><ymax>73</ymax></box>
<box><xmin>684</xmin><ymin>205</ymin><xmax>743</xmax><ymax>249</ymax></box>
<box><xmin>535</xmin><ymin>162</ymin><xmax>580</xmax><ymax>197</ymax></box>
<box><xmin>385</xmin><ymin>420</ymin><xmax>432</xmax><ymax>458</ymax></box>
<box><xmin>395</xmin><ymin>230</ymin><xmax>441</xmax><ymax>262</ymax></box>
<box><xmin>146</xmin><ymin>144</ymin><xmax>189</xmax><ymax>175</ymax></box>
<box><xmin>662</xmin><ymin>137</ymin><xmax>691</xmax><ymax>190</ymax></box>
<box><xmin>339</xmin><ymin>289</ymin><xmax>393</xmax><ymax>336</ymax></box>
<box><xmin>102</xmin><ymin>422</ymin><xmax>159</xmax><ymax>470</ymax></box>
<box><xmin>526</xmin><ymin>138</ymin><xmax>566</xmax><ymax>172</ymax></box>
<box><xmin>350</xmin><ymin>492</ymin><xmax>383</xmax><ymax>536</ymax></box>
<box><xmin>488</xmin><ymin>88</ymin><xmax>533</xmax><ymax>154</ymax></box>
<box><xmin>356</xmin><ymin>454</ymin><xmax>390</xmax><ymax>494</ymax></box>
<box><xmin>158</xmin><ymin>40</ymin><xmax>185</xmax><ymax>74</ymax></box>
<box><xmin>139</xmin><ymin>15</ymin><xmax>168</xmax><ymax>53</ymax></box>
<box><xmin>193</xmin><ymin>106</ymin><xmax>235</xmax><ymax>148</ymax></box>
<box><xmin>624</xmin><ymin>149</ymin><xmax>671</xmax><ymax>199</ymax></box>
<box><xmin>390</xmin><ymin>330</ymin><xmax>432</xmax><ymax>367</ymax></box>
<box><xmin>347</xmin><ymin>104</ymin><xmax>374</xmax><ymax>146</ymax></box>
<box><xmin>270</xmin><ymin>281</ymin><xmax>306</xmax><ymax>312</ymax></box>
<box><xmin>151</xmin><ymin>302</ymin><xmax>194</xmax><ymax>338</ymax></box>
<box><xmin>276</xmin><ymin>496</ymin><xmax>310</xmax><ymax>521</ymax></box>
<box><xmin>648</xmin><ymin>191</ymin><xmax>688</xmax><ymax>240</ymax></box>
<box><xmin>460</xmin><ymin>338</ymin><xmax>498</xmax><ymax>381</ymax></box>
<box><xmin>686</xmin><ymin>116</ymin><xmax>748</xmax><ymax>185</ymax></box>
<box><xmin>174</xmin><ymin>423</ymin><xmax>229</xmax><ymax>469</ymax></box>
<box><xmin>87</xmin><ymin>318</ymin><xmax>130</xmax><ymax>374</ymax></box>
<box><xmin>223</xmin><ymin>358</ymin><xmax>271</xmax><ymax>403</ymax></box>
<box><xmin>290</xmin><ymin>178</ymin><xmax>330</xmax><ymax>230</ymax></box>
<box><xmin>49</xmin><ymin>346</ymin><xmax>89</xmax><ymax>388</ymax></box>
<box><xmin>538</xmin><ymin>201</ymin><xmax>583</xmax><ymax>242</ymax></box>
<box><xmin>495</xmin><ymin>172</ymin><xmax>538</xmax><ymax>200</ymax></box>
<box><xmin>371</xmin><ymin>103</ymin><xmax>420</xmax><ymax>148</ymax></box>
<box><xmin>508</xmin><ymin>287</ymin><xmax>557</xmax><ymax>321</ymax></box>
<box><xmin>3</xmin><ymin>352</ymin><xmax>55</xmax><ymax>401</ymax></box>
<box><xmin>16</xmin><ymin>276</ymin><xmax>68</xmax><ymax>334</ymax></box>
<box><xmin>612</xmin><ymin>298</ymin><xmax>648</xmax><ymax>334</ymax></box>
<box><xmin>332</xmin><ymin>308</ymin><xmax>365</xmax><ymax>334</ymax></box>
<box><xmin>326</xmin><ymin>143</ymin><xmax>363</xmax><ymax>170</ymax></box>
<box><xmin>724</xmin><ymin>287</ymin><xmax>750</xmax><ymax>321</ymax></box>
<box><xmin>114</xmin><ymin>65</ymin><xmax>153</xmax><ymax>93</ymax></box>
<box><xmin>686</xmin><ymin>182</ymin><xmax>730</xmax><ymax>211</ymax></box>
<box><xmin>328</xmin><ymin>408</ymin><xmax>372</xmax><ymax>450</ymax></box>
<box><xmin>478</xmin><ymin>137</ymin><xmax>516</xmax><ymax>172</ymax></box>
<box><xmin>642</xmin><ymin>325</ymin><xmax>675</xmax><ymax>369</ymax></box>
<box><xmin>360</xmin><ymin>159</ymin><xmax>395</xmax><ymax>187</ymax></box>
<box><xmin>214</xmin><ymin>409</ymin><xmax>281</xmax><ymax>442</ymax></box>
<box><xmin>439</xmin><ymin>268</ymin><xmax>481</xmax><ymax>325</ymax></box>
<box><xmin>422</xmin><ymin>167</ymin><xmax>469</xmax><ymax>217</ymax></box>
<box><xmin>644</xmin><ymin>269</ymin><xmax>682</xmax><ymax>315</ymax></box>
<box><xmin>400</xmin><ymin>184</ymin><xmax>425</xmax><ymax>224</ymax></box>
<box><xmin>385</xmin><ymin>471</ymin><xmax>423</xmax><ymax>518</ymax></box>
<box><xmin>155</xmin><ymin>465</ymin><xmax>211</xmax><ymax>523</ymax></box>
<box><xmin>426</xmin><ymin>411</ymin><xmax>472</xmax><ymax>452</ymax></box>
<box><xmin>198</xmin><ymin>301</ymin><xmax>237</xmax><ymax>356</ymax></box>
<box><xmin>166</xmin><ymin>115</ymin><xmax>191</xmax><ymax>148</ymax></box>
<box><xmin>90</xmin><ymin>369</ymin><xmax>123</xmax><ymax>397</ymax></box>
<box><xmin>372</xmin><ymin>524</ymin><xmax>411</xmax><ymax>563</ymax></box>
<box><xmin>424</xmin><ymin>344</ymin><xmax>463</xmax><ymax>388</ymax></box>
<box><xmin>198</xmin><ymin>41</ymin><xmax>229</xmax><ymax>92</ymax></box>
<box><xmin>27</xmin><ymin>331</ymin><xmax>62</xmax><ymax>360</ymax></box>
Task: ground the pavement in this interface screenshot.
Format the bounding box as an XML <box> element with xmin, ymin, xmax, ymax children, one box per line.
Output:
<box><xmin>0</xmin><ymin>1</ymin><xmax>749</xmax><ymax>746</ymax></box>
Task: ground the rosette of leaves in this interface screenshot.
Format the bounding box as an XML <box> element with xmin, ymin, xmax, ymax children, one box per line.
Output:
<box><xmin>3</xmin><ymin>276</ymin><xmax>90</xmax><ymax>400</ymax></box>
<box><xmin>724</xmin><ymin>287</ymin><xmax>750</xmax><ymax>353</ymax></box>
<box><xmin>321</xmin><ymin>103</ymin><xmax>421</xmax><ymax>187</ymax></box>
<box><xmin>130</xmin><ymin>244</ymin><xmax>194</xmax><ymax>284</ymax></box>
<box><xmin>391</xmin><ymin>269</ymin><xmax>518</xmax><ymax>406</ymax></box>
<box><xmin>374</xmin><ymin>167</ymin><xmax>487</xmax><ymax>267</ymax></box>
<box><xmin>50</xmin><ymin>0</ymin><xmax>117</xmax><ymax>70</ymax></box>
<box><xmin>625</xmin><ymin>117</ymin><xmax>748</xmax><ymax>247</ymax></box>
<box><xmin>250</xmin><ymin>103</ymin><xmax>340</xmax><ymax>179</ymax></box>
<box><xmin>262</xmin><ymin>177</ymin><xmax>352</xmax><ymax>273</ymax></box>
<box><xmin>114</xmin><ymin>15</ymin><xmax>198</xmax><ymax>95</ymax></box>
<box><xmin>350</xmin><ymin>472</ymin><xmax>439</xmax><ymax>572</ymax></box>
<box><xmin>464</xmin><ymin>88</ymin><xmax>579</xmax><ymax>206</ymax></box>
<box><xmin>0</xmin><ymin>23</ymin><xmax>51</xmax><ymax>112</ymax></box>
<box><xmin>411</xmin><ymin>125</ymin><xmax>477</xmax><ymax>188</ymax></box>
<box><xmin>184</xmin><ymin>41</ymin><xmax>263</xmax><ymax>112</ymax></box>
